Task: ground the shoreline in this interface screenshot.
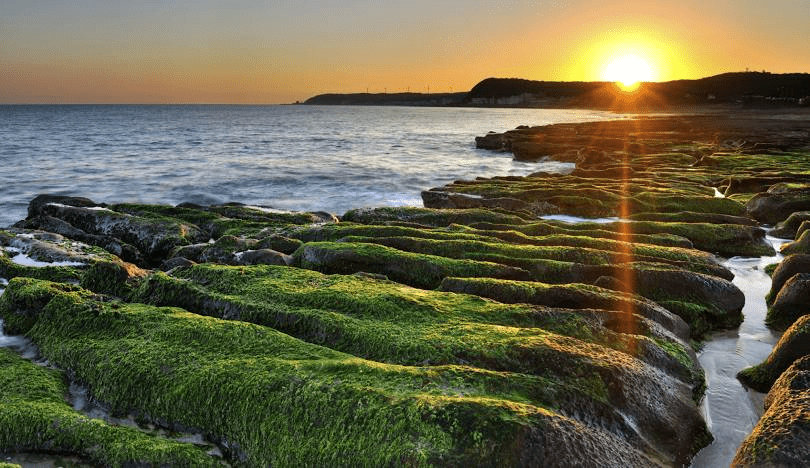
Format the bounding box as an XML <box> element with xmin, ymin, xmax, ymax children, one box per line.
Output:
<box><xmin>1</xmin><ymin>113</ymin><xmax>810</xmax><ymax>466</ymax></box>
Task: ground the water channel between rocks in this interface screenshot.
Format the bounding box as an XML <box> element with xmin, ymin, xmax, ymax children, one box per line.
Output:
<box><xmin>690</xmin><ymin>234</ymin><xmax>788</xmax><ymax>468</ymax></box>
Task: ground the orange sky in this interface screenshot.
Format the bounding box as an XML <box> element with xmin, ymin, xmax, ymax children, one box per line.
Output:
<box><xmin>2</xmin><ymin>0</ymin><xmax>808</xmax><ymax>103</ymax></box>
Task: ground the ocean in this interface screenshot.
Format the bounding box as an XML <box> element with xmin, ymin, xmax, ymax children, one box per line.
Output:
<box><xmin>0</xmin><ymin>105</ymin><xmax>619</xmax><ymax>228</ymax></box>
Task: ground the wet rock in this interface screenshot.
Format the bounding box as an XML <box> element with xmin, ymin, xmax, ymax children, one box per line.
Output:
<box><xmin>768</xmin><ymin>273</ymin><xmax>810</xmax><ymax>330</ymax></box>
<box><xmin>255</xmin><ymin>234</ymin><xmax>303</xmax><ymax>255</ymax></box>
<box><xmin>232</xmin><ymin>249</ymin><xmax>292</xmax><ymax>266</ymax></box>
<box><xmin>292</xmin><ymin>241</ymin><xmax>531</xmax><ymax>289</ymax></box>
<box><xmin>511</xmin><ymin>142</ymin><xmax>571</xmax><ymax>161</ymax></box>
<box><xmin>160</xmin><ymin>257</ymin><xmax>197</xmax><ymax>272</ymax></box>
<box><xmin>15</xmin><ymin>215</ymin><xmax>146</xmax><ymax>265</ymax></box>
<box><xmin>0</xmin><ymin>229</ymin><xmax>97</xmax><ymax>264</ymax></box>
<box><xmin>738</xmin><ymin>314</ymin><xmax>810</xmax><ymax>393</ymax></box>
<box><xmin>766</xmin><ymin>254</ymin><xmax>810</xmax><ymax>305</ymax></box>
<box><xmin>26</xmin><ymin>197</ymin><xmax>205</xmax><ymax>265</ymax></box>
<box><xmin>781</xmin><ymin>229</ymin><xmax>810</xmax><ymax>255</ymax></box>
<box><xmin>746</xmin><ymin>183</ymin><xmax>810</xmax><ymax>224</ymax></box>
<box><xmin>733</xmin><ymin>356</ymin><xmax>810</xmax><ymax>467</ymax></box>
<box><xmin>474</xmin><ymin>132</ymin><xmax>509</xmax><ymax>151</ymax></box>
<box><xmin>771</xmin><ymin>211</ymin><xmax>810</xmax><ymax>239</ymax></box>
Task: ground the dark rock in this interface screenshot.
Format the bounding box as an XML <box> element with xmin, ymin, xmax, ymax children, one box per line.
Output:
<box><xmin>768</xmin><ymin>273</ymin><xmax>810</xmax><ymax>330</ymax></box>
<box><xmin>160</xmin><ymin>257</ymin><xmax>197</xmax><ymax>272</ymax></box>
<box><xmin>733</xmin><ymin>356</ymin><xmax>810</xmax><ymax>467</ymax></box>
<box><xmin>26</xmin><ymin>194</ymin><xmax>100</xmax><ymax>219</ymax></box>
<box><xmin>767</xmin><ymin>254</ymin><xmax>810</xmax><ymax>305</ymax></box>
<box><xmin>255</xmin><ymin>234</ymin><xmax>304</xmax><ymax>255</ymax></box>
<box><xmin>511</xmin><ymin>142</ymin><xmax>571</xmax><ymax>161</ymax></box>
<box><xmin>15</xmin><ymin>215</ymin><xmax>145</xmax><ymax>265</ymax></box>
<box><xmin>593</xmin><ymin>275</ymin><xmax>628</xmax><ymax>292</ymax></box>
<box><xmin>771</xmin><ymin>211</ymin><xmax>810</xmax><ymax>238</ymax></box>
<box><xmin>232</xmin><ymin>249</ymin><xmax>292</xmax><ymax>266</ymax></box>
<box><xmin>738</xmin><ymin>314</ymin><xmax>810</xmax><ymax>392</ymax></box>
<box><xmin>475</xmin><ymin>132</ymin><xmax>509</xmax><ymax>151</ymax></box>
<box><xmin>420</xmin><ymin>190</ymin><xmax>560</xmax><ymax>216</ymax></box>
<box><xmin>746</xmin><ymin>183</ymin><xmax>810</xmax><ymax>224</ymax></box>
<box><xmin>28</xmin><ymin>200</ymin><xmax>204</xmax><ymax>265</ymax></box>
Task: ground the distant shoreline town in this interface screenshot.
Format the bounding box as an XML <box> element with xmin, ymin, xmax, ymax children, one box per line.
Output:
<box><xmin>301</xmin><ymin>71</ymin><xmax>810</xmax><ymax>110</ymax></box>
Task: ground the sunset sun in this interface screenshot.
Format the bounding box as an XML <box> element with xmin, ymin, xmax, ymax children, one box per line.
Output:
<box><xmin>603</xmin><ymin>54</ymin><xmax>656</xmax><ymax>91</ymax></box>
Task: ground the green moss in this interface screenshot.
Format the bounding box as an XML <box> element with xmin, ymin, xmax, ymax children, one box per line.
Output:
<box><xmin>2</xmin><ymin>277</ymin><xmax>659</xmax><ymax>466</ymax></box>
<box><xmin>335</xmin><ymin>234</ymin><xmax>725</xmax><ymax>279</ymax></box>
<box><xmin>0</xmin><ymin>348</ymin><xmax>221</xmax><ymax>467</ymax></box>
<box><xmin>292</xmin><ymin>241</ymin><xmax>530</xmax><ymax>289</ymax></box>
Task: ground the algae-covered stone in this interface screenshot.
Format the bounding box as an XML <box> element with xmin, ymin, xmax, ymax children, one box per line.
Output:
<box><xmin>292</xmin><ymin>241</ymin><xmax>531</xmax><ymax>289</ymax></box>
<box><xmin>772</xmin><ymin>211</ymin><xmax>810</xmax><ymax>239</ymax></box>
<box><xmin>780</xmin><ymin>229</ymin><xmax>810</xmax><ymax>255</ymax></box>
<box><xmin>738</xmin><ymin>314</ymin><xmax>810</xmax><ymax>392</ymax></box>
<box><xmin>732</xmin><ymin>355</ymin><xmax>810</xmax><ymax>467</ymax></box>
<box><xmin>766</xmin><ymin>254</ymin><xmax>810</xmax><ymax>305</ymax></box>
<box><xmin>437</xmin><ymin>276</ymin><xmax>690</xmax><ymax>342</ymax></box>
<box><xmin>0</xmin><ymin>348</ymin><xmax>222</xmax><ymax>467</ymax></box>
<box><xmin>1</xmin><ymin>277</ymin><xmax>710</xmax><ymax>467</ymax></box>
<box><xmin>767</xmin><ymin>273</ymin><xmax>810</xmax><ymax>330</ymax></box>
<box><xmin>746</xmin><ymin>183</ymin><xmax>810</xmax><ymax>224</ymax></box>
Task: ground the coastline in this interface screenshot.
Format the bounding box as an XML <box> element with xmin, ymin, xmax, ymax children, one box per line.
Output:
<box><xmin>1</xmin><ymin>112</ymin><xmax>810</xmax><ymax>466</ymax></box>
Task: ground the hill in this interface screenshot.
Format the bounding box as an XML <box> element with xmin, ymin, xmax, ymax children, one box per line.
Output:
<box><xmin>304</xmin><ymin>72</ymin><xmax>810</xmax><ymax>109</ymax></box>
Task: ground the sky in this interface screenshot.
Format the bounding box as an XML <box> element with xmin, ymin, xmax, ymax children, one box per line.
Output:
<box><xmin>2</xmin><ymin>0</ymin><xmax>809</xmax><ymax>104</ymax></box>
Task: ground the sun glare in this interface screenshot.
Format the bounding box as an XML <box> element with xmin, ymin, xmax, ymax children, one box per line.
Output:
<box><xmin>603</xmin><ymin>54</ymin><xmax>655</xmax><ymax>91</ymax></box>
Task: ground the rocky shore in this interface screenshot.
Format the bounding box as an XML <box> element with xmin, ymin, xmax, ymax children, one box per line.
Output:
<box><xmin>1</xmin><ymin>114</ymin><xmax>810</xmax><ymax>467</ymax></box>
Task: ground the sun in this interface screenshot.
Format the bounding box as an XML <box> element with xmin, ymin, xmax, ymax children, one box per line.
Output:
<box><xmin>603</xmin><ymin>54</ymin><xmax>655</xmax><ymax>91</ymax></box>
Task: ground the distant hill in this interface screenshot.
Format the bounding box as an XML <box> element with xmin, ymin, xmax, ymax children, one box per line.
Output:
<box><xmin>303</xmin><ymin>72</ymin><xmax>810</xmax><ymax>109</ymax></box>
<box><xmin>303</xmin><ymin>92</ymin><xmax>467</xmax><ymax>106</ymax></box>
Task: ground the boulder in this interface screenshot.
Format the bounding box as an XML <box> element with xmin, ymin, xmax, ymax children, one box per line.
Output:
<box><xmin>771</xmin><ymin>211</ymin><xmax>810</xmax><ymax>239</ymax></box>
<box><xmin>746</xmin><ymin>183</ymin><xmax>810</xmax><ymax>224</ymax></box>
<box><xmin>738</xmin><ymin>314</ymin><xmax>810</xmax><ymax>392</ymax></box>
<box><xmin>768</xmin><ymin>273</ymin><xmax>810</xmax><ymax>330</ymax></box>
<box><xmin>780</xmin><ymin>229</ymin><xmax>810</xmax><ymax>255</ymax></box>
<box><xmin>767</xmin><ymin>254</ymin><xmax>810</xmax><ymax>305</ymax></box>
<box><xmin>733</xmin><ymin>356</ymin><xmax>810</xmax><ymax>467</ymax></box>
<box><xmin>232</xmin><ymin>249</ymin><xmax>292</xmax><ymax>266</ymax></box>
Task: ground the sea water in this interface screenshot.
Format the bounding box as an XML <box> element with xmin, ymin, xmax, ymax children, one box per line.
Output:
<box><xmin>0</xmin><ymin>105</ymin><xmax>619</xmax><ymax>227</ymax></box>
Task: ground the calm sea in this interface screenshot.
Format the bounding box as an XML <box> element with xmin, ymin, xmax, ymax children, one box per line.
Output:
<box><xmin>0</xmin><ymin>105</ymin><xmax>619</xmax><ymax>227</ymax></box>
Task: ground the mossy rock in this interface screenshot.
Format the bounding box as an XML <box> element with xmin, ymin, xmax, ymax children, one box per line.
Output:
<box><xmin>738</xmin><ymin>314</ymin><xmax>810</xmax><ymax>392</ymax></box>
<box><xmin>780</xmin><ymin>229</ymin><xmax>810</xmax><ymax>255</ymax></box>
<box><xmin>771</xmin><ymin>211</ymin><xmax>810</xmax><ymax>239</ymax></box>
<box><xmin>0</xmin><ymin>348</ymin><xmax>222</xmax><ymax>467</ymax></box>
<box><xmin>766</xmin><ymin>254</ymin><xmax>810</xmax><ymax>305</ymax></box>
<box><xmin>342</xmin><ymin>207</ymin><xmax>529</xmax><ymax>227</ymax></box>
<box><xmin>733</xmin><ymin>356</ymin><xmax>810</xmax><ymax>467</ymax></box>
<box><xmin>767</xmin><ymin>273</ymin><xmax>810</xmax><ymax>330</ymax></box>
<box><xmin>292</xmin><ymin>241</ymin><xmax>531</xmax><ymax>289</ymax></box>
<box><xmin>1</xmin><ymin>277</ymin><xmax>711</xmax><ymax>466</ymax></box>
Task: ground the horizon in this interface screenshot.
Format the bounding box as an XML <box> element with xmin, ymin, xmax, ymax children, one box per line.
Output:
<box><xmin>2</xmin><ymin>0</ymin><xmax>809</xmax><ymax>104</ymax></box>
